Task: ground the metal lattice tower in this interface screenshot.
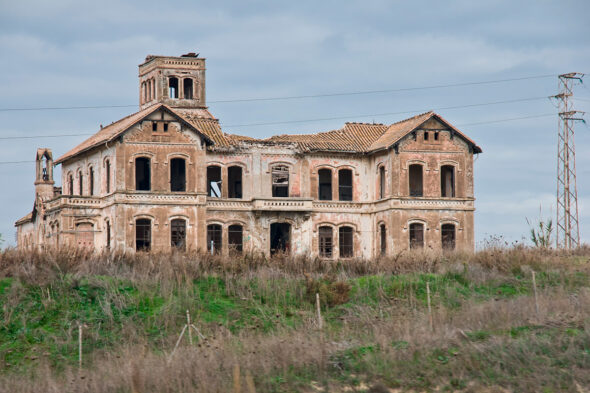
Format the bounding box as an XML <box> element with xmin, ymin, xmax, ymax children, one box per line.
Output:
<box><xmin>554</xmin><ymin>73</ymin><xmax>585</xmax><ymax>249</ymax></box>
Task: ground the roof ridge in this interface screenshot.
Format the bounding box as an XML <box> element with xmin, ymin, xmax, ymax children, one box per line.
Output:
<box><xmin>388</xmin><ymin>110</ymin><xmax>433</xmax><ymax>127</ymax></box>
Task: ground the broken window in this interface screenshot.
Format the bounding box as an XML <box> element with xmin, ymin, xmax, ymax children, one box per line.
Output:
<box><xmin>339</xmin><ymin>226</ymin><xmax>354</xmax><ymax>258</ymax></box>
<box><xmin>78</xmin><ymin>171</ymin><xmax>84</xmax><ymax>195</ymax></box>
<box><xmin>318</xmin><ymin>226</ymin><xmax>333</xmax><ymax>258</ymax></box>
<box><xmin>379</xmin><ymin>166</ymin><xmax>386</xmax><ymax>199</ymax></box>
<box><xmin>89</xmin><ymin>167</ymin><xmax>94</xmax><ymax>196</ymax></box>
<box><xmin>338</xmin><ymin>169</ymin><xmax>353</xmax><ymax>201</ymax></box>
<box><xmin>170</xmin><ymin>158</ymin><xmax>186</xmax><ymax>192</ymax></box>
<box><xmin>380</xmin><ymin>224</ymin><xmax>386</xmax><ymax>256</ymax></box>
<box><xmin>228</xmin><ymin>166</ymin><xmax>243</xmax><ymax>198</ymax></box>
<box><xmin>409</xmin><ymin>164</ymin><xmax>423</xmax><ymax>197</ymax></box>
<box><xmin>272</xmin><ymin>165</ymin><xmax>289</xmax><ymax>198</ymax></box>
<box><xmin>207</xmin><ymin>224</ymin><xmax>222</xmax><ymax>254</ymax></box>
<box><xmin>183</xmin><ymin>78</ymin><xmax>193</xmax><ymax>99</ymax></box>
<box><xmin>68</xmin><ymin>174</ymin><xmax>74</xmax><ymax>195</ymax></box>
<box><xmin>424</xmin><ymin>131</ymin><xmax>429</xmax><ymax>141</ymax></box>
<box><xmin>441</xmin><ymin>224</ymin><xmax>456</xmax><ymax>250</ymax></box>
<box><xmin>409</xmin><ymin>223</ymin><xmax>424</xmax><ymax>249</ymax></box>
<box><xmin>171</xmin><ymin>218</ymin><xmax>186</xmax><ymax>251</ymax></box>
<box><xmin>207</xmin><ymin>166</ymin><xmax>222</xmax><ymax>197</ymax></box>
<box><xmin>135</xmin><ymin>157</ymin><xmax>151</xmax><ymax>191</ymax></box>
<box><xmin>318</xmin><ymin>168</ymin><xmax>332</xmax><ymax>200</ymax></box>
<box><xmin>105</xmin><ymin>160</ymin><xmax>111</xmax><ymax>193</ymax></box>
<box><xmin>228</xmin><ymin>224</ymin><xmax>243</xmax><ymax>253</ymax></box>
<box><xmin>169</xmin><ymin>77</ymin><xmax>179</xmax><ymax>99</ymax></box>
<box><xmin>270</xmin><ymin>223</ymin><xmax>290</xmax><ymax>255</ymax></box>
<box><xmin>440</xmin><ymin>165</ymin><xmax>455</xmax><ymax>198</ymax></box>
<box><xmin>136</xmin><ymin>218</ymin><xmax>151</xmax><ymax>251</ymax></box>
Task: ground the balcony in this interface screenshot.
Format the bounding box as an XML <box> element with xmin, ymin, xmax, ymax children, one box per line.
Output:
<box><xmin>396</xmin><ymin>197</ymin><xmax>474</xmax><ymax>210</ymax></box>
<box><xmin>252</xmin><ymin>197</ymin><xmax>313</xmax><ymax>212</ymax></box>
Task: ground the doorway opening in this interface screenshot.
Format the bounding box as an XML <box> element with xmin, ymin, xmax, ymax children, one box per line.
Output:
<box><xmin>270</xmin><ymin>223</ymin><xmax>291</xmax><ymax>256</ymax></box>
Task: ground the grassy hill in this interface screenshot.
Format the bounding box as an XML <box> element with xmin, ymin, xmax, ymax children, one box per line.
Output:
<box><xmin>0</xmin><ymin>247</ymin><xmax>589</xmax><ymax>392</ymax></box>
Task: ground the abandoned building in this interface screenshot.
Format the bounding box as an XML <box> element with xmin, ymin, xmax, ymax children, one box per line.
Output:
<box><xmin>15</xmin><ymin>53</ymin><xmax>482</xmax><ymax>257</ymax></box>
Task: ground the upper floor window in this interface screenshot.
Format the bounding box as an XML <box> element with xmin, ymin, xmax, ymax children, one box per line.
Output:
<box><xmin>169</xmin><ymin>77</ymin><xmax>179</xmax><ymax>99</ymax></box>
<box><xmin>409</xmin><ymin>223</ymin><xmax>424</xmax><ymax>249</ymax></box>
<box><xmin>183</xmin><ymin>78</ymin><xmax>193</xmax><ymax>99</ymax></box>
<box><xmin>78</xmin><ymin>170</ymin><xmax>84</xmax><ymax>195</ymax></box>
<box><xmin>339</xmin><ymin>226</ymin><xmax>354</xmax><ymax>258</ymax></box>
<box><xmin>441</xmin><ymin>223</ymin><xmax>456</xmax><ymax>250</ymax></box>
<box><xmin>68</xmin><ymin>174</ymin><xmax>74</xmax><ymax>195</ymax></box>
<box><xmin>228</xmin><ymin>166</ymin><xmax>243</xmax><ymax>199</ymax></box>
<box><xmin>338</xmin><ymin>169</ymin><xmax>353</xmax><ymax>201</ymax></box>
<box><xmin>207</xmin><ymin>166</ymin><xmax>222</xmax><ymax>197</ymax></box>
<box><xmin>135</xmin><ymin>157</ymin><xmax>151</xmax><ymax>191</ymax></box>
<box><xmin>170</xmin><ymin>158</ymin><xmax>186</xmax><ymax>192</ymax></box>
<box><xmin>378</xmin><ymin>165</ymin><xmax>385</xmax><ymax>199</ymax></box>
<box><xmin>409</xmin><ymin>164</ymin><xmax>423</xmax><ymax>197</ymax></box>
<box><xmin>89</xmin><ymin>167</ymin><xmax>94</xmax><ymax>196</ymax></box>
<box><xmin>272</xmin><ymin>165</ymin><xmax>289</xmax><ymax>197</ymax></box>
<box><xmin>441</xmin><ymin>165</ymin><xmax>455</xmax><ymax>197</ymax></box>
<box><xmin>318</xmin><ymin>226</ymin><xmax>333</xmax><ymax>258</ymax></box>
<box><xmin>171</xmin><ymin>218</ymin><xmax>186</xmax><ymax>251</ymax></box>
<box><xmin>318</xmin><ymin>168</ymin><xmax>332</xmax><ymax>200</ymax></box>
<box><xmin>105</xmin><ymin>160</ymin><xmax>111</xmax><ymax>193</ymax></box>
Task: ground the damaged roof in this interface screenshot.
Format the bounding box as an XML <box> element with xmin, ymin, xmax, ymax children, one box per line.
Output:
<box><xmin>55</xmin><ymin>108</ymin><xmax>481</xmax><ymax>164</ymax></box>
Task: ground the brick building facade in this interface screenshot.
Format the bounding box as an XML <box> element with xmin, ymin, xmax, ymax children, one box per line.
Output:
<box><xmin>15</xmin><ymin>53</ymin><xmax>482</xmax><ymax>257</ymax></box>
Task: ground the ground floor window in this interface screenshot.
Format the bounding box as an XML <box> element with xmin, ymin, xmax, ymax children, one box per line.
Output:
<box><xmin>171</xmin><ymin>219</ymin><xmax>186</xmax><ymax>250</ymax></box>
<box><xmin>380</xmin><ymin>224</ymin><xmax>386</xmax><ymax>255</ymax></box>
<box><xmin>441</xmin><ymin>223</ymin><xmax>456</xmax><ymax>250</ymax></box>
<box><xmin>136</xmin><ymin>219</ymin><xmax>151</xmax><ymax>251</ymax></box>
<box><xmin>270</xmin><ymin>222</ymin><xmax>291</xmax><ymax>255</ymax></box>
<box><xmin>207</xmin><ymin>224</ymin><xmax>222</xmax><ymax>254</ymax></box>
<box><xmin>339</xmin><ymin>226</ymin><xmax>354</xmax><ymax>258</ymax></box>
<box><xmin>228</xmin><ymin>224</ymin><xmax>243</xmax><ymax>253</ymax></box>
<box><xmin>318</xmin><ymin>226</ymin><xmax>333</xmax><ymax>258</ymax></box>
<box><xmin>409</xmin><ymin>223</ymin><xmax>424</xmax><ymax>249</ymax></box>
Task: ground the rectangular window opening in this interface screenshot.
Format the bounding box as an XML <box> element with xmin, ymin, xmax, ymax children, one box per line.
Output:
<box><xmin>171</xmin><ymin>219</ymin><xmax>186</xmax><ymax>251</ymax></box>
<box><xmin>207</xmin><ymin>166</ymin><xmax>222</xmax><ymax>198</ymax></box>
<box><xmin>339</xmin><ymin>226</ymin><xmax>354</xmax><ymax>258</ymax></box>
<box><xmin>228</xmin><ymin>166</ymin><xmax>243</xmax><ymax>198</ymax></box>
<box><xmin>228</xmin><ymin>225</ymin><xmax>243</xmax><ymax>253</ymax></box>
<box><xmin>409</xmin><ymin>223</ymin><xmax>424</xmax><ymax>249</ymax></box>
<box><xmin>338</xmin><ymin>169</ymin><xmax>353</xmax><ymax>201</ymax></box>
<box><xmin>318</xmin><ymin>169</ymin><xmax>332</xmax><ymax>201</ymax></box>
<box><xmin>319</xmin><ymin>226</ymin><xmax>333</xmax><ymax>258</ymax></box>
<box><xmin>207</xmin><ymin>224</ymin><xmax>222</xmax><ymax>254</ymax></box>
<box><xmin>272</xmin><ymin>166</ymin><xmax>289</xmax><ymax>198</ymax></box>
<box><xmin>409</xmin><ymin>164</ymin><xmax>423</xmax><ymax>197</ymax></box>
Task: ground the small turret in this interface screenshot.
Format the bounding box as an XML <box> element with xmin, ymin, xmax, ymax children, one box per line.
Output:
<box><xmin>35</xmin><ymin>148</ymin><xmax>55</xmax><ymax>200</ymax></box>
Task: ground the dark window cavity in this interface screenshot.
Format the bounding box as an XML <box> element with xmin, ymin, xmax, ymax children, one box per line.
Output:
<box><xmin>171</xmin><ymin>218</ymin><xmax>186</xmax><ymax>250</ymax></box>
<box><xmin>170</xmin><ymin>158</ymin><xmax>186</xmax><ymax>192</ymax></box>
<box><xmin>442</xmin><ymin>224</ymin><xmax>456</xmax><ymax>250</ymax></box>
<box><xmin>272</xmin><ymin>165</ymin><xmax>289</xmax><ymax>197</ymax></box>
<box><xmin>318</xmin><ymin>226</ymin><xmax>333</xmax><ymax>258</ymax></box>
<box><xmin>270</xmin><ymin>222</ymin><xmax>290</xmax><ymax>255</ymax></box>
<box><xmin>135</xmin><ymin>157</ymin><xmax>151</xmax><ymax>191</ymax></box>
<box><xmin>339</xmin><ymin>226</ymin><xmax>354</xmax><ymax>258</ymax></box>
<box><xmin>68</xmin><ymin>174</ymin><xmax>74</xmax><ymax>195</ymax></box>
<box><xmin>409</xmin><ymin>164</ymin><xmax>423</xmax><ymax>197</ymax></box>
<box><xmin>106</xmin><ymin>220</ymin><xmax>111</xmax><ymax>250</ymax></box>
<box><xmin>338</xmin><ymin>169</ymin><xmax>353</xmax><ymax>201</ymax></box>
<box><xmin>228</xmin><ymin>224</ymin><xmax>243</xmax><ymax>253</ymax></box>
<box><xmin>318</xmin><ymin>168</ymin><xmax>332</xmax><ymax>200</ymax></box>
<box><xmin>183</xmin><ymin>78</ymin><xmax>193</xmax><ymax>99</ymax></box>
<box><xmin>424</xmin><ymin>131</ymin><xmax>429</xmax><ymax>141</ymax></box>
<box><xmin>380</xmin><ymin>224</ymin><xmax>386</xmax><ymax>256</ymax></box>
<box><xmin>78</xmin><ymin>171</ymin><xmax>84</xmax><ymax>195</ymax></box>
<box><xmin>207</xmin><ymin>166</ymin><xmax>222</xmax><ymax>197</ymax></box>
<box><xmin>136</xmin><ymin>218</ymin><xmax>151</xmax><ymax>251</ymax></box>
<box><xmin>409</xmin><ymin>223</ymin><xmax>424</xmax><ymax>249</ymax></box>
<box><xmin>440</xmin><ymin>165</ymin><xmax>455</xmax><ymax>197</ymax></box>
<box><xmin>105</xmin><ymin>160</ymin><xmax>111</xmax><ymax>193</ymax></box>
<box><xmin>207</xmin><ymin>224</ymin><xmax>222</xmax><ymax>254</ymax></box>
<box><xmin>89</xmin><ymin>167</ymin><xmax>94</xmax><ymax>196</ymax></box>
<box><xmin>228</xmin><ymin>166</ymin><xmax>243</xmax><ymax>199</ymax></box>
<box><xmin>169</xmin><ymin>77</ymin><xmax>179</xmax><ymax>99</ymax></box>
<box><xmin>379</xmin><ymin>166</ymin><xmax>386</xmax><ymax>199</ymax></box>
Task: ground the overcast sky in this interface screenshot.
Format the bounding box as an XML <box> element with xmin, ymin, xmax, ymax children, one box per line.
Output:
<box><xmin>0</xmin><ymin>0</ymin><xmax>589</xmax><ymax>248</ymax></box>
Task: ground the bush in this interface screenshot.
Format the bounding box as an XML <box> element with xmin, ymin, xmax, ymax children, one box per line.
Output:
<box><xmin>304</xmin><ymin>275</ymin><xmax>351</xmax><ymax>307</ymax></box>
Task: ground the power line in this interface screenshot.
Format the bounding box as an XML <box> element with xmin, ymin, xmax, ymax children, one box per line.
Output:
<box><xmin>0</xmin><ymin>112</ymin><xmax>558</xmax><ymax>165</ymax></box>
<box><xmin>0</xmin><ymin>74</ymin><xmax>556</xmax><ymax>112</ymax></box>
<box><xmin>0</xmin><ymin>95</ymin><xmax>550</xmax><ymax>139</ymax></box>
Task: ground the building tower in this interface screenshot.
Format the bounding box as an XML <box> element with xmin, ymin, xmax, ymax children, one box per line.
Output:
<box><xmin>34</xmin><ymin>148</ymin><xmax>54</xmax><ymax>200</ymax></box>
<box><xmin>138</xmin><ymin>53</ymin><xmax>206</xmax><ymax>111</ymax></box>
<box><xmin>554</xmin><ymin>73</ymin><xmax>585</xmax><ymax>249</ymax></box>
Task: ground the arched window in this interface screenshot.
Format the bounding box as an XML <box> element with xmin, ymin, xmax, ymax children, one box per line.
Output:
<box><xmin>318</xmin><ymin>169</ymin><xmax>332</xmax><ymax>200</ymax></box>
<box><xmin>339</xmin><ymin>226</ymin><xmax>354</xmax><ymax>258</ymax></box>
<box><xmin>183</xmin><ymin>78</ymin><xmax>193</xmax><ymax>99</ymax></box>
<box><xmin>78</xmin><ymin>170</ymin><xmax>84</xmax><ymax>195</ymax></box>
<box><xmin>228</xmin><ymin>166</ymin><xmax>243</xmax><ymax>198</ymax></box>
<box><xmin>106</xmin><ymin>220</ymin><xmax>111</xmax><ymax>250</ymax></box>
<box><xmin>207</xmin><ymin>165</ymin><xmax>222</xmax><ymax>197</ymax></box>
<box><xmin>440</xmin><ymin>165</ymin><xmax>455</xmax><ymax>197</ymax></box>
<box><xmin>228</xmin><ymin>224</ymin><xmax>243</xmax><ymax>253</ymax></box>
<box><xmin>136</xmin><ymin>219</ymin><xmax>151</xmax><ymax>251</ymax></box>
<box><xmin>379</xmin><ymin>165</ymin><xmax>386</xmax><ymax>199</ymax></box>
<box><xmin>142</xmin><ymin>82</ymin><xmax>147</xmax><ymax>103</ymax></box>
<box><xmin>170</xmin><ymin>158</ymin><xmax>186</xmax><ymax>192</ymax></box>
<box><xmin>105</xmin><ymin>160</ymin><xmax>111</xmax><ymax>194</ymax></box>
<box><xmin>409</xmin><ymin>164</ymin><xmax>423</xmax><ymax>197</ymax></box>
<box><xmin>338</xmin><ymin>169</ymin><xmax>353</xmax><ymax>201</ymax></box>
<box><xmin>207</xmin><ymin>224</ymin><xmax>222</xmax><ymax>254</ymax></box>
<box><xmin>169</xmin><ymin>77</ymin><xmax>179</xmax><ymax>99</ymax></box>
<box><xmin>89</xmin><ymin>167</ymin><xmax>94</xmax><ymax>196</ymax></box>
<box><xmin>147</xmin><ymin>79</ymin><xmax>152</xmax><ymax>101</ymax></box>
<box><xmin>272</xmin><ymin>165</ymin><xmax>289</xmax><ymax>197</ymax></box>
<box><xmin>171</xmin><ymin>218</ymin><xmax>186</xmax><ymax>250</ymax></box>
<box><xmin>68</xmin><ymin>174</ymin><xmax>74</xmax><ymax>195</ymax></box>
<box><xmin>380</xmin><ymin>224</ymin><xmax>386</xmax><ymax>255</ymax></box>
<box><xmin>409</xmin><ymin>223</ymin><xmax>424</xmax><ymax>249</ymax></box>
<box><xmin>318</xmin><ymin>226</ymin><xmax>333</xmax><ymax>258</ymax></box>
<box><xmin>442</xmin><ymin>223</ymin><xmax>456</xmax><ymax>250</ymax></box>
<box><xmin>135</xmin><ymin>157</ymin><xmax>151</xmax><ymax>191</ymax></box>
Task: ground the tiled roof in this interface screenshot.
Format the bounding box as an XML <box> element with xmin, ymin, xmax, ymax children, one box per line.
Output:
<box><xmin>15</xmin><ymin>211</ymin><xmax>33</xmax><ymax>226</ymax></box>
<box><xmin>171</xmin><ymin>109</ymin><xmax>231</xmax><ymax>147</ymax></box>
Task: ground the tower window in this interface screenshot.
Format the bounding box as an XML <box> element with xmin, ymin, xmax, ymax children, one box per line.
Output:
<box><xmin>318</xmin><ymin>169</ymin><xmax>332</xmax><ymax>200</ymax></box>
<box><xmin>183</xmin><ymin>78</ymin><xmax>193</xmax><ymax>99</ymax></box>
<box><xmin>135</xmin><ymin>157</ymin><xmax>151</xmax><ymax>191</ymax></box>
<box><xmin>169</xmin><ymin>77</ymin><xmax>179</xmax><ymax>99</ymax></box>
<box><xmin>338</xmin><ymin>169</ymin><xmax>353</xmax><ymax>201</ymax></box>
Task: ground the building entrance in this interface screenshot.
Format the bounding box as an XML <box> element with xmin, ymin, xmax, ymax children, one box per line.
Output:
<box><xmin>270</xmin><ymin>223</ymin><xmax>291</xmax><ymax>255</ymax></box>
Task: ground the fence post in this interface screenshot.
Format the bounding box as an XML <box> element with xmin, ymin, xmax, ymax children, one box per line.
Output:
<box><xmin>532</xmin><ymin>271</ymin><xmax>539</xmax><ymax>316</ymax></box>
<box><xmin>316</xmin><ymin>293</ymin><xmax>323</xmax><ymax>330</ymax></box>
<box><xmin>426</xmin><ymin>282</ymin><xmax>433</xmax><ymax>331</ymax></box>
<box><xmin>78</xmin><ymin>322</ymin><xmax>83</xmax><ymax>370</ymax></box>
<box><xmin>186</xmin><ymin>309</ymin><xmax>193</xmax><ymax>345</ymax></box>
